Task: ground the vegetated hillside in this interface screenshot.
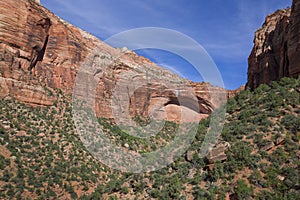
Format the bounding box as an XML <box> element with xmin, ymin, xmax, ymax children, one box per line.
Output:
<box><xmin>0</xmin><ymin>77</ymin><xmax>299</xmax><ymax>199</ymax></box>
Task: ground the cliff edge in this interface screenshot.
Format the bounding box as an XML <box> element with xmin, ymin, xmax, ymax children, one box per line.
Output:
<box><xmin>247</xmin><ymin>0</ymin><xmax>300</xmax><ymax>90</ymax></box>
<box><xmin>0</xmin><ymin>0</ymin><xmax>228</xmax><ymax>122</ymax></box>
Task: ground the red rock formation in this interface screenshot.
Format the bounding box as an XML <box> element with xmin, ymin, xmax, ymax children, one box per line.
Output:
<box><xmin>226</xmin><ymin>85</ymin><xmax>245</xmax><ymax>99</ymax></box>
<box><xmin>0</xmin><ymin>0</ymin><xmax>228</xmax><ymax>122</ymax></box>
<box><xmin>288</xmin><ymin>0</ymin><xmax>300</xmax><ymax>78</ymax></box>
<box><xmin>247</xmin><ymin>0</ymin><xmax>300</xmax><ymax>90</ymax></box>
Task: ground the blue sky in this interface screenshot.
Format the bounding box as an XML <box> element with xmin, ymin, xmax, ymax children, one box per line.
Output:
<box><xmin>42</xmin><ymin>0</ymin><xmax>292</xmax><ymax>89</ymax></box>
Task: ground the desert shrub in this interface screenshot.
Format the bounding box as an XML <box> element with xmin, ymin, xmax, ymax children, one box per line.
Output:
<box><xmin>226</xmin><ymin>98</ymin><xmax>238</xmax><ymax>114</ymax></box>
<box><xmin>192</xmin><ymin>186</ymin><xmax>210</xmax><ymax>199</ymax></box>
<box><xmin>281</xmin><ymin>114</ymin><xmax>300</xmax><ymax>133</ymax></box>
<box><xmin>209</xmin><ymin>161</ymin><xmax>225</xmax><ymax>182</ymax></box>
<box><xmin>254</xmin><ymin>84</ymin><xmax>271</xmax><ymax>95</ymax></box>
<box><xmin>235</xmin><ymin>179</ymin><xmax>253</xmax><ymax>199</ymax></box>
<box><xmin>249</xmin><ymin>169</ymin><xmax>263</xmax><ymax>187</ymax></box>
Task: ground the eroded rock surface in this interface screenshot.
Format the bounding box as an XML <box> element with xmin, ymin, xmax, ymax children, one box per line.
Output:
<box><xmin>206</xmin><ymin>140</ymin><xmax>230</xmax><ymax>164</ymax></box>
<box><xmin>0</xmin><ymin>0</ymin><xmax>229</xmax><ymax>122</ymax></box>
<box><xmin>247</xmin><ymin>0</ymin><xmax>300</xmax><ymax>90</ymax></box>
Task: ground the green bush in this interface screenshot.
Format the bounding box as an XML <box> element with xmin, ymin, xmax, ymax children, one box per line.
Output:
<box><xmin>281</xmin><ymin>114</ymin><xmax>300</xmax><ymax>133</ymax></box>
<box><xmin>235</xmin><ymin>179</ymin><xmax>253</xmax><ymax>199</ymax></box>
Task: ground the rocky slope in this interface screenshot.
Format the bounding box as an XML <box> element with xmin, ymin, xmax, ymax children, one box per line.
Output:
<box><xmin>247</xmin><ymin>0</ymin><xmax>300</xmax><ymax>90</ymax></box>
<box><xmin>0</xmin><ymin>0</ymin><xmax>229</xmax><ymax>123</ymax></box>
<box><xmin>0</xmin><ymin>76</ymin><xmax>299</xmax><ymax>199</ymax></box>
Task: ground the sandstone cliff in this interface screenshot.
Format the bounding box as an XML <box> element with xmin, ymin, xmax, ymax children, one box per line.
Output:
<box><xmin>0</xmin><ymin>0</ymin><xmax>228</xmax><ymax>122</ymax></box>
<box><xmin>247</xmin><ymin>0</ymin><xmax>300</xmax><ymax>90</ymax></box>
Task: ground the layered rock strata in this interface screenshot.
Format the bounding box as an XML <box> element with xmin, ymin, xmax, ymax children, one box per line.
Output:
<box><xmin>247</xmin><ymin>0</ymin><xmax>300</xmax><ymax>90</ymax></box>
<box><xmin>0</xmin><ymin>0</ymin><xmax>228</xmax><ymax>122</ymax></box>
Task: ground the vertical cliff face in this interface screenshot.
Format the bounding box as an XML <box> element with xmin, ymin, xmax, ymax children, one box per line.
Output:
<box><xmin>246</xmin><ymin>9</ymin><xmax>291</xmax><ymax>90</ymax></box>
<box><xmin>288</xmin><ymin>0</ymin><xmax>300</xmax><ymax>78</ymax></box>
<box><xmin>247</xmin><ymin>0</ymin><xmax>300</xmax><ymax>90</ymax></box>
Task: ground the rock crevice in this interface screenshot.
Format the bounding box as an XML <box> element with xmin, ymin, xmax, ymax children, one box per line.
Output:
<box><xmin>29</xmin><ymin>18</ymin><xmax>51</xmax><ymax>71</ymax></box>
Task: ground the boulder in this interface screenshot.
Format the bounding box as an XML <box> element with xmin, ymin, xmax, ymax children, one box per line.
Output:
<box><xmin>260</xmin><ymin>141</ymin><xmax>274</xmax><ymax>151</ymax></box>
<box><xmin>206</xmin><ymin>141</ymin><xmax>230</xmax><ymax>164</ymax></box>
<box><xmin>275</xmin><ymin>135</ymin><xmax>285</xmax><ymax>145</ymax></box>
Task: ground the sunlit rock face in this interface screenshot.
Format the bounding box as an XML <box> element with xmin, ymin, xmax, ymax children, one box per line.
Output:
<box><xmin>0</xmin><ymin>0</ymin><xmax>230</xmax><ymax>122</ymax></box>
<box><xmin>247</xmin><ymin>0</ymin><xmax>300</xmax><ymax>90</ymax></box>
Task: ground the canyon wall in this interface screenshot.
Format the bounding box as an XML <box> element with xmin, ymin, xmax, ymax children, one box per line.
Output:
<box><xmin>0</xmin><ymin>0</ymin><xmax>228</xmax><ymax>122</ymax></box>
<box><xmin>247</xmin><ymin>0</ymin><xmax>300</xmax><ymax>90</ymax></box>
